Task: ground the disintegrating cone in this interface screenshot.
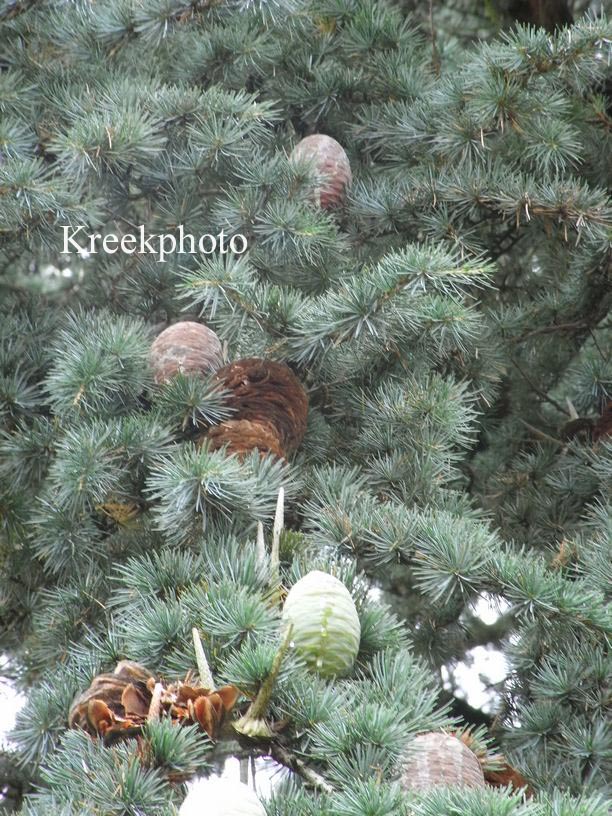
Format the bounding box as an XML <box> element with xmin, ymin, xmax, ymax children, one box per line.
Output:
<box><xmin>68</xmin><ymin>660</ymin><xmax>239</xmax><ymax>743</ymax></box>
<box><xmin>290</xmin><ymin>134</ymin><xmax>352</xmax><ymax>209</ymax></box>
<box><xmin>400</xmin><ymin>733</ymin><xmax>486</xmax><ymax>792</ymax></box>
<box><xmin>208</xmin><ymin>418</ymin><xmax>286</xmax><ymax>459</ymax></box>
<box><xmin>68</xmin><ymin>660</ymin><xmax>155</xmax><ymax>740</ymax></box>
<box><xmin>207</xmin><ymin>358</ymin><xmax>308</xmax><ymax>458</ymax></box>
<box><xmin>150</xmin><ymin>321</ymin><xmax>223</xmax><ymax>384</ymax></box>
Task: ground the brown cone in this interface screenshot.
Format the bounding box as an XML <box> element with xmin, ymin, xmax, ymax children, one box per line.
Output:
<box><xmin>208</xmin><ymin>418</ymin><xmax>287</xmax><ymax>459</ymax></box>
<box><xmin>208</xmin><ymin>358</ymin><xmax>308</xmax><ymax>458</ymax></box>
<box><xmin>290</xmin><ymin>134</ymin><xmax>352</xmax><ymax>209</ymax></box>
<box><xmin>68</xmin><ymin>661</ymin><xmax>154</xmax><ymax>735</ymax></box>
<box><xmin>150</xmin><ymin>321</ymin><xmax>222</xmax><ymax>384</ymax></box>
<box><xmin>400</xmin><ymin>732</ymin><xmax>486</xmax><ymax>792</ymax></box>
<box><xmin>69</xmin><ymin>661</ymin><xmax>240</xmax><ymax>744</ymax></box>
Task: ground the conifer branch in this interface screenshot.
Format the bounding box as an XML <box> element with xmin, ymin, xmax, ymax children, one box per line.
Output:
<box><xmin>510</xmin><ymin>358</ymin><xmax>571</xmax><ymax>416</ymax></box>
<box><xmin>233</xmin><ymin>625</ymin><xmax>293</xmax><ymax>739</ymax></box>
<box><xmin>269</xmin><ymin>743</ymin><xmax>334</xmax><ymax>794</ymax></box>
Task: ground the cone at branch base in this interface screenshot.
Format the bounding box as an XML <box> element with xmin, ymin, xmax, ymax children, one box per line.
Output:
<box><xmin>282</xmin><ymin>570</ymin><xmax>360</xmax><ymax>678</ymax></box>
<box><xmin>400</xmin><ymin>732</ymin><xmax>485</xmax><ymax>792</ymax></box>
<box><xmin>290</xmin><ymin>134</ymin><xmax>352</xmax><ymax>209</ymax></box>
<box><xmin>150</xmin><ymin>321</ymin><xmax>222</xmax><ymax>384</ymax></box>
<box><xmin>207</xmin><ymin>358</ymin><xmax>308</xmax><ymax>458</ymax></box>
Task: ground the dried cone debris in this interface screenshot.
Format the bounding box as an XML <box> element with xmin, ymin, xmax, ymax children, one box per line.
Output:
<box><xmin>68</xmin><ymin>660</ymin><xmax>239</xmax><ymax>744</ymax></box>
<box><xmin>207</xmin><ymin>358</ymin><xmax>308</xmax><ymax>459</ymax></box>
<box><xmin>400</xmin><ymin>732</ymin><xmax>486</xmax><ymax>792</ymax></box>
<box><xmin>68</xmin><ymin>660</ymin><xmax>154</xmax><ymax>741</ymax></box>
<box><xmin>150</xmin><ymin>321</ymin><xmax>223</xmax><ymax>384</ymax></box>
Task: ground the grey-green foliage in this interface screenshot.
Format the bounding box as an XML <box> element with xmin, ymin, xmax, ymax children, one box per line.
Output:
<box><xmin>0</xmin><ymin>0</ymin><xmax>610</xmax><ymax>814</ymax></box>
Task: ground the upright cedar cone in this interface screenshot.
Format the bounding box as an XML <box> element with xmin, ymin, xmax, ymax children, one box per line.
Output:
<box><xmin>207</xmin><ymin>358</ymin><xmax>308</xmax><ymax>459</ymax></box>
<box><xmin>400</xmin><ymin>732</ymin><xmax>486</xmax><ymax>791</ymax></box>
<box><xmin>290</xmin><ymin>134</ymin><xmax>352</xmax><ymax>209</ymax></box>
<box><xmin>150</xmin><ymin>321</ymin><xmax>222</xmax><ymax>384</ymax></box>
<box><xmin>282</xmin><ymin>570</ymin><xmax>361</xmax><ymax>677</ymax></box>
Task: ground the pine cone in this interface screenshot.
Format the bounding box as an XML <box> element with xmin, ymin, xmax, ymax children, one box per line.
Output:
<box><xmin>68</xmin><ymin>660</ymin><xmax>154</xmax><ymax>739</ymax></box>
<box><xmin>207</xmin><ymin>358</ymin><xmax>308</xmax><ymax>458</ymax></box>
<box><xmin>207</xmin><ymin>418</ymin><xmax>286</xmax><ymax>459</ymax></box>
<box><xmin>150</xmin><ymin>321</ymin><xmax>222</xmax><ymax>384</ymax></box>
<box><xmin>290</xmin><ymin>134</ymin><xmax>352</xmax><ymax>209</ymax></box>
<box><xmin>400</xmin><ymin>732</ymin><xmax>485</xmax><ymax>791</ymax></box>
<box><xmin>68</xmin><ymin>661</ymin><xmax>239</xmax><ymax>743</ymax></box>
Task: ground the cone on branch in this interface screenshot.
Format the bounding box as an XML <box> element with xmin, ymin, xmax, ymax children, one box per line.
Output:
<box><xmin>149</xmin><ymin>321</ymin><xmax>223</xmax><ymax>384</ymax></box>
<box><xmin>206</xmin><ymin>358</ymin><xmax>308</xmax><ymax>459</ymax></box>
<box><xmin>68</xmin><ymin>660</ymin><xmax>155</xmax><ymax>742</ymax></box>
<box><xmin>290</xmin><ymin>134</ymin><xmax>352</xmax><ymax>210</ymax></box>
<box><xmin>399</xmin><ymin>732</ymin><xmax>486</xmax><ymax>792</ymax></box>
<box><xmin>68</xmin><ymin>659</ymin><xmax>239</xmax><ymax>744</ymax></box>
<box><xmin>282</xmin><ymin>570</ymin><xmax>361</xmax><ymax>678</ymax></box>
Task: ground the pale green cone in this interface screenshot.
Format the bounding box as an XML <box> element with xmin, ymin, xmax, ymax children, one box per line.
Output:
<box><xmin>282</xmin><ymin>570</ymin><xmax>361</xmax><ymax>677</ymax></box>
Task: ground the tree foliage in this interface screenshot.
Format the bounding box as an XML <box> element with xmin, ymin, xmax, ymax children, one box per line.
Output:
<box><xmin>0</xmin><ymin>0</ymin><xmax>610</xmax><ymax>814</ymax></box>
